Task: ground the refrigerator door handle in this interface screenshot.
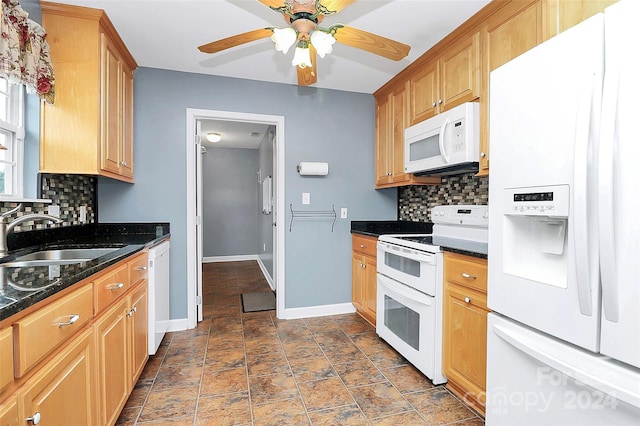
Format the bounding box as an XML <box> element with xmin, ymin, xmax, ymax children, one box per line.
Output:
<box><xmin>572</xmin><ymin>74</ymin><xmax>595</xmax><ymax>316</ymax></box>
<box><xmin>598</xmin><ymin>68</ymin><xmax>622</xmax><ymax>322</ymax></box>
<box><xmin>438</xmin><ymin>118</ymin><xmax>450</xmax><ymax>163</ymax></box>
<box><xmin>493</xmin><ymin>322</ymin><xmax>640</xmax><ymax>409</ymax></box>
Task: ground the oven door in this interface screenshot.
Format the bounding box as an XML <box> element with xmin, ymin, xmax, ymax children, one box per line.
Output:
<box><xmin>376</xmin><ymin>273</ymin><xmax>446</xmax><ymax>384</ymax></box>
<box><xmin>377</xmin><ymin>241</ymin><xmax>438</xmax><ymax>295</ymax></box>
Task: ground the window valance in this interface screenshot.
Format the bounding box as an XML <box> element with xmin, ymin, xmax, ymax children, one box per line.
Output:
<box><xmin>0</xmin><ymin>0</ymin><xmax>55</xmax><ymax>103</ymax></box>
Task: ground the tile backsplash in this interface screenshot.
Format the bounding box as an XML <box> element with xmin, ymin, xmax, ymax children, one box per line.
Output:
<box><xmin>0</xmin><ymin>174</ymin><xmax>96</xmax><ymax>232</ymax></box>
<box><xmin>398</xmin><ymin>173</ymin><xmax>489</xmax><ymax>222</ymax></box>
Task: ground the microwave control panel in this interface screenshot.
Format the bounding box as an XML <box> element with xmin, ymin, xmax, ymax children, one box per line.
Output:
<box><xmin>449</xmin><ymin>119</ymin><xmax>466</xmax><ymax>153</ymax></box>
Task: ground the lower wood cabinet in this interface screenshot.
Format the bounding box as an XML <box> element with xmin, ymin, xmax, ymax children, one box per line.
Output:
<box><xmin>442</xmin><ymin>251</ymin><xmax>489</xmax><ymax>415</ymax></box>
<box><xmin>18</xmin><ymin>328</ymin><xmax>97</xmax><ymax>426</ymax></box>
<box><xmin>0</xmin><ymin>250</ymin><xmax>149</xmax><ymax>426</ymax></box>
<box><xmin>352</xmin><ymin>234</ymin><xmax>378</xmax><ymax>326</ymax></box>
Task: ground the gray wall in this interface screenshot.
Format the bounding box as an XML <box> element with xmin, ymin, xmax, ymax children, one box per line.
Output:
<box><xmin>98</xmin><ymin>67</ymin><xmax>397</xmax><ymax>319</ymax></box>
<box><xmin>202</xmin><ymin>147</ymin><xmax>259</xmax><ymax>257</ymax></box>
<box><xmin>258</xmin><ymin>128</ymin><xmax>274</xmax><ymax>279</ymax></box>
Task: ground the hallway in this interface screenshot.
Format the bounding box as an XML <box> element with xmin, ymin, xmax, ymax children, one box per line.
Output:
<box><xmin>116</xmin><ymin>261</ymin><xmax>484</xmax><ymax>425</ymax></box>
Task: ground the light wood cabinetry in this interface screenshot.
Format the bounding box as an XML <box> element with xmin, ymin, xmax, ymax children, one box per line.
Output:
<box><xmin>375</xmin><ymin>82</ymin><xmax>440</xmax><ymax>188</ymax></box>
<box><xmin>40</xmin><ymin>2</ymin><xmax>137</xmax><ymax>182</ymax></box>
<box><xmin>442</xmin><ymin>252</ymin><xmax>489</xmax><ymax>415</ymax></box>
<box><xmin>18</xmin><ymin>328</ymin><xmax>96</xmax><ymax>426</ymax></box>
<box><xmin>351</xmin><ymin>234</ymin><xmax>378</xmax><ymax>326</ymax></box>
<box><xmin>410</xmin><ymin>32</ymin><xmax>481</xmax><ymax>124</ymax></box>
<box><xmin>0</xmin><ymin>250</ymin><xmax>149</xmax><ymax>426</ymax></box>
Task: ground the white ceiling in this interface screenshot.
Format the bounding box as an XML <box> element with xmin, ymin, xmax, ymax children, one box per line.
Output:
<box><xmin>199</xmin><ymin>120</ymin><xmax>271</xmax><ymax>149</ymax></box>
<box><xmin>48</xmin><ymin>0</ymin><xmax>491</xmax><ymax>94</ymax></box>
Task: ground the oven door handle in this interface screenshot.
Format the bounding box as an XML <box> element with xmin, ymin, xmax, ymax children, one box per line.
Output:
<box><xmin>377</xmin><ymin>243</ymin><xmax>436</xmax><ymax>264</ymax></box>
<box><xmin>378</xmin><ymin>275</ymin><xmax>433</xmax><ymax>306</ymax></box>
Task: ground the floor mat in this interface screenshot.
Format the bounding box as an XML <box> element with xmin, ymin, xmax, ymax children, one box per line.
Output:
<box><xmin>241</xmin><ymin>291</ymin><xmax>276</xmax><ymax>313</ymax></box>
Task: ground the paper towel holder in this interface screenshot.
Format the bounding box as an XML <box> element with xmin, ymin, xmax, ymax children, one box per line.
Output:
<box><xmin>297</xmin><ymin>162</ymin><xmax>329</xmax><ymax>176</ymax></box>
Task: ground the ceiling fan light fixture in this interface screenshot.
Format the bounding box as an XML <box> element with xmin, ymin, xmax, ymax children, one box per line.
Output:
<box><xmin>206</xmin><ymin>132</ymin><xmax>222</xmax><ymax>143</ymax></box>
<box><xmin>291</xmin><ymin>41</ymin><xmax>312</xmax><ymax>68</ymax></box>
<box><xmin>271</xmin><ymin>27</ymin><xmax>297</xmax><ymax>54</ymax></box>
<box><xmin>310</xmin><ymin>30</ymin><xmax>335</xmax><ymax>58</ymax></box>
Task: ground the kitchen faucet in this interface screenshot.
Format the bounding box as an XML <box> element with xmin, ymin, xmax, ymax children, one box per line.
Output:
<box><xmin>0</xmin><ymin>204</ymin><xmax>63</xmax><ymax>255</ymax></box>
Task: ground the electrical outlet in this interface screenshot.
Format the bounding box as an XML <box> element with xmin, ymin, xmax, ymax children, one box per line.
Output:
<box><xmin>263</xmin><ymin>243</ymin><xmax>266</xmax><ymax>251</ymax></box>
<box><xmin>341</xmin><ymin>208</ymin><xmax>348</xmax><ymax>219</ymax></box>
<box><xmin>79</xmin><ymin>206</ymin><xmax>87</xmax><ymax>223</ymax></box>
<box><xmin>47</xmin><ymin>204</ymin><xmax>60</xmax><ymax>218</ymax></box>
<box><xmin>302</xmin><ymin>192</ymin><xmax>310</xmax><ymax>205</ymax></box>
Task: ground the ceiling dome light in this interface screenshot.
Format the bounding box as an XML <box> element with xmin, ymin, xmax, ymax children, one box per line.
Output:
<box><xmin>206</xmin><ymin>132</ymin><xmax>222</xmax><ymax>143</ymax></box>
<box><xmin>291</xmin><ymin>42</ymin><xmax>312</xmax><ymax>68</ymax></box>
<box><xmin>271</xmin><ymin>27</ymin><xmax>297</xmax><ymax>55</ymax></box>
<box><xmin>310</xmin><ymin>30</ymin><xmax>335</xmax><ymax>58</ymax></box>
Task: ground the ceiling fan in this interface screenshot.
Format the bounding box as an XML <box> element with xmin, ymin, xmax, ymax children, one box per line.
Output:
<box><xmin>197</xmin><ymin>0</ymin><xmax>411</xmax><ymax>86</ymax></box>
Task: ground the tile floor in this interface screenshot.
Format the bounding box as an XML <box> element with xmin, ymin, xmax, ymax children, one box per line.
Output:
<box><xmin>116</xmin><ymin>260</ymin><xmax>485</xmax><ymax>425</ymax></box>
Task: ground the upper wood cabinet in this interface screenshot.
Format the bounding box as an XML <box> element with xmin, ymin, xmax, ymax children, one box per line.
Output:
<box><xmin>40</xmin><ymin>2</ymin><xmax>137</xmax><ymax>183</ymax></box>
<box><xmin>375</xmin><ymin>82</ymin><xmax>440</xmax><ymax>188</ymax></box>
<box><xmin>410</xmin><ymin>32</ymin><xmax>481</xmax><ymax>125</ymax></box>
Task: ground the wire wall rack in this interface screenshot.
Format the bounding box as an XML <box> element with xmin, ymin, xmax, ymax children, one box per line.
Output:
<box><xmin>289</xmin><ymin>203</ymin><xmax>337</xmax><ymax>232</ymax></box>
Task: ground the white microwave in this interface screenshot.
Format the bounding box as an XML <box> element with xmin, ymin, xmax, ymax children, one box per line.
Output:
<box><xmin>404</xmin><ymin>102</ymin><xmax>479</xmax><ymax>176</ymax></box>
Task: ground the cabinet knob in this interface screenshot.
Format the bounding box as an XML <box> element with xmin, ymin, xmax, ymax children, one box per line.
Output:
<box><xmin>134</xmin><ymin>266</ymin><xmax>148</xmax><ymax>271</ymax></box>
<box><xmin>57</xmin><ymin>314</ymin><xmax>80</xmax><ymax>328</ymax></box>
<box><xmin>360</xmin><ymin>244</ymin><xmax>366</xmax><ymax>248</ymax></box>
<box><xmin>361</xmin><ymin>263</ymin><xmax>366</xmax><ymax>268</ymax></box>
<box><xmin>464</xmin><ymin>297</ymin><xmax>471</xmax><ymax>304</ymax></box>
<box><xmin>462</xmin><ymin>273</ymin><xmax>477</xmax><ymax>279</ymax></box>
<box><xmin>438</xmin><ymin>99</ymin><xmax>443</xmax><ymax>104</ymax></box>
<box><xmin>107</xmin><ymin>282</ymin><xmax>125</xmax><ymax>291</ymax></box>
<box><xmin>26</xmin><ymin>412</ymin><xmax>42</xmax><ymax>424</ymax></box>
<box><xmin>480</xmin><ymin>152</ymin><xmax>486</xmax><ymax>158</ymax></box>
<box><xmin>432</xmin><ymin>102</ymin><xmax>436</xmax><ymax>107</ymax></box>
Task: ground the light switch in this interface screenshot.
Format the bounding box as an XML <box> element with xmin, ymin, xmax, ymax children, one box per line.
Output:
<box><xmin>341</xmin><ymin>208</ymin><xmax>348</xmax><ymax>219</ymax></box>
<box><xmin>302</xmin><ymin>192</ymin><xmax>310</xmax><ymax>205</ymax></box>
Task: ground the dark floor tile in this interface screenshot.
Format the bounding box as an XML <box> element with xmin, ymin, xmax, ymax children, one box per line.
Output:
<box><xmin>333</xmin><ymin>359</ymin><xmax>386</xmax><ymax>387</ymax></box>
<box><xmin>200</xmin><ymin>365</ymin><xmax>249</xmax><ymax>397</ymax></box>
<box><xmin>307</xmin><ymin>404</ymin><xmax>368</xmax><ymax>425</ymax></box>
<box><xmin>251</xmin><ymin>397</ymin><xmax>310</xmax><ymax>426</ymax></box>
<box><xmin>404</xmin><ymin>387</ymin><xmax>478</xmax><ymax>426</ymax></box>
<box><xmin>382</xmin><ymin>364</ymin><xmax>435</xmax><ymax>394</ymax></box>
<box><xmin>349</xmin><ymin>381</ymin><xmax>413</xmax><ymax>419</ymax></box>
<box><xmin>249</xmin><ymin>373</ymin><xmax>299</xmax><ymax>406</ymax></box>
<box><xmin>196</xmin><ymin>392</ymin><xmax>252</xmax><ymax>426</ymax></box>
<box><xmin>137</xmin><ymin>385</ymin><xmax>198</xmax><ymax>422</ymax></box>
<box><xmin>297</xmin><ymin>377</ymin><xmax>355</xmax><ymax>412</ymax></box>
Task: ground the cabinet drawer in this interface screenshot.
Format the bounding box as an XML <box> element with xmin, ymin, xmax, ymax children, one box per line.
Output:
<box><xmin>352</xmin><ymin>234</ymin><xmax>377</xmax><ymax>258</ymax></box>
<box><xmin>444</xmin><ymin>252</ymin><xmax>487</xmax><ymax>293</ymax></box>
<box><xmin>94</xmin><ymin>263</ymin><xmax>130</xmax><ymax>313</ymax></box>
<box><xmin>0</xmin><ymin>327</ymin><xmax>13</xmax><ymax>392</ymax></box>
<box><xmin>129</xmin><ymin>252</ymin><xmax>148</xmax><ymax>285</ymax></box>
<box><xmin>13</xmin><ymin>284</ymin><xmax>93</xmax><ymax>378</ymax></box>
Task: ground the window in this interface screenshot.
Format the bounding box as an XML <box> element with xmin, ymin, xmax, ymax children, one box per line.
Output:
<box><xmin>0</xmin><ymin>77</ymin><xmax>25</xmax><ymax>197</ymax></box>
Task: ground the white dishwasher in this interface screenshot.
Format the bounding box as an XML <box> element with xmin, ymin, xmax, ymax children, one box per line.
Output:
<box><xmin>148</xmin><ymin>240</ymin><xmax>170</xmax><ymax>355</ymax></box>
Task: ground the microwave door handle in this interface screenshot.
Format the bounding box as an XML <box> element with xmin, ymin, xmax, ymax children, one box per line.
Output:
<box><xmin>438</xmin><ymin>118</ymin><xmax>450</xmax><ymax>163</ymax></box>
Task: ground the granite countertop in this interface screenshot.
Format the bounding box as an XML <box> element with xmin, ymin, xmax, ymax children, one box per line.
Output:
<box><xmin>0</xmin><ymin>223</ymin><xmax>170</xmax><ymax>322</ymax></box>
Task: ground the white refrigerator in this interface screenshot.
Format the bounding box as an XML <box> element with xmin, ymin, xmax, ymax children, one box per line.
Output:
<box><xmin>486</xmin><ymin>0</ymin><xmax>640</xmax><ymax>424</ymax></box>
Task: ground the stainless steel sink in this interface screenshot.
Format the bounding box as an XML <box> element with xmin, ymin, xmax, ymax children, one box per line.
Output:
<box><xmin>0</xmin><ymin>247</ymin><xmax>121</xmax><ymax>268</ymax></box>
<box><xmin>15</xmin><ymin>248</ymin><xmax>119</xmax><ymax>262</ymax></box>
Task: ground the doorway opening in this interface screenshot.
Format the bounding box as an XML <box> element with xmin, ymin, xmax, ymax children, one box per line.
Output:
<box><xmin>185</xmin><ymin>109</ymin><xmax>285</xmax><ymax>328</ymax></box>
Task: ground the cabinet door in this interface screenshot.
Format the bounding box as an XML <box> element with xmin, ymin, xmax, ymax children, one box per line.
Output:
<box><xmin>101</xmin><ymin>33</ymin><xmax>122</xmax><ymax>176</ymax></box>
<box><xmin>96</xmin><ymin>298</ymin><xmax>129</xmax><ymax>426</ymax></box>
<box><xmin>443</xmin><ymin>283</ymin><xmax>488</xmax><ymax>410</ymax></box>
<box><xmin>129</xmin><ymin>283</ymin><xmax>148</xmax><ymax>386</ymax></box>
<box><xmin>390</xmin><ymin>82</ymin><xmax>410</xmax><ymax>182</ymax></box>
<box><xmin>120</xmin><ymin>63</ymin><xmax>135</xmax><ymax>179</ymax></box>
<box><xmin>375</xmin><ymin>95</ymin><xmax>391</xmax><ymax>186</ymax></box>
<box><xmin>0</xmin><ymin>396</ymin><xmax>18</xmax><ymax>426</ymax></box>
<box><xmin>409</xmin><ymin>61</ymin><xmax>439</xmax><ymax>125</ymax></box>
<box><xmin>363</xmin><ymin>256</ymin><xmax>377</xmax><ymax>326</ymax></box>
<box><xmin>440</xmin><ymin>32</ymin><xmax>480</xmax><ymax>110</ymax></box>
<box><xmin>19</xmin><ymin>329</ymin><xmax>96</xmax><ymax>426</ymax></box>
<box><xmin>549</xmin><ymin>0</ymin><xmax>617</xmax><ymax>36</ymax></box>
<box><xmin>0</xmin><ymin>328</ymin><xmax>13</xmax><ymax>393</ymax></box>
<box><xmin>480</xmin><ymin>0</ymin><xmax>544</xmax><ymax>174</ymax></box>
<box><xmin>352</xmin><ymin>253</ymin><xmax>365</xmax><ymax>312</ymax></box>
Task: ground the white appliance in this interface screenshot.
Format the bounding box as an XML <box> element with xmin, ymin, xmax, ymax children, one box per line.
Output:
<box><xmin>148</xmin><ymin>240</ymin><xmax>170</xmax><ymax>355</ymax></box>
<box><xmin>376</xmin><ymin>205</ymin><xmax>488</xmax><ymax>385</ymax></box>
<box><xmin>404</xmin><ymin>102</ymin><xmax>479</xmax><ymax>176</ymax></box>
<box><xmin>487</xmin><ymin>1</ymin><xmax>640</xmax><ymax>424</ymax></box>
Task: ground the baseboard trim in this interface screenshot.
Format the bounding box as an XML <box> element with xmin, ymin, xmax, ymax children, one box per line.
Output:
<box><xmin>166</xmin><ymin>318</ymin><xmax>189</xmax><ymax>333</ymax></box>
<box><xmin>256</xmin><ymin>257</ymin><xmax>275</xmax><ymax>291</ymax></box>
<box><xmin>202</xmin><ymin>255</ymin><xmax>258</xmax><ymax>263</ymax></box>
<box><xmin>280</xmin><ymin>302</ymin><xmax>356</xmax><ymax>320</ymax></box>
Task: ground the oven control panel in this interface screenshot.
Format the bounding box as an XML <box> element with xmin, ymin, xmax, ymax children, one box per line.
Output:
<box><xmin>431</xmin><ymin>205</ymin><xmax>488</xmax><ymax>227</ymax></box>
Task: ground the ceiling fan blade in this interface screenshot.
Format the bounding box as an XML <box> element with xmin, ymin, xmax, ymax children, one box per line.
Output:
<box><xmin>198</xmin><ymin>28</ymin><xmax>273</xmax><ymax>54</ymax></box>
<box><xmin>319</xmin><ymin>0</ymin><xmax>356</xmax><ymax>14</ymax></box>
<box><xmin>297</xmin><ymin>44</ymin><xmax>318</xmax><ymax>86</ymax></box>
<box><xmin>333</xmin><ymin>25</ymin><xmax>410</xmax><ymax>61</ymax></box>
